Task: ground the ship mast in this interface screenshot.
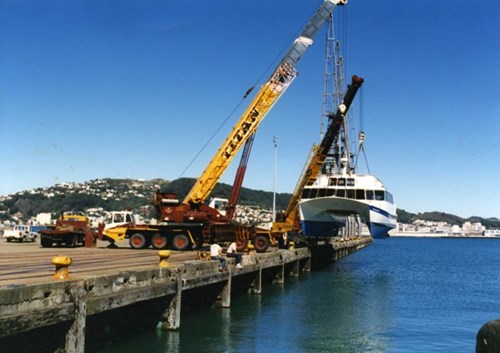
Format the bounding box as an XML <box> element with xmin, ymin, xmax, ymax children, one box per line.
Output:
<box><xmin>319</xmin><ymin>15</ymin><xmax>365</xmax><ymax>239</ymax></box>
<box><xmin>320</xmin><ymin>13</ymin><xmax>359</xmax><ymax>177</ymax></box>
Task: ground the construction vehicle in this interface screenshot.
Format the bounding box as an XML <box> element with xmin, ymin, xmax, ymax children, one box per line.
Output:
<box><xmin>40</xmin><ymin>213</ymin><xmax>103</xmax><ymax>248</ymax></box>
<box><xmin>101</xmin><ymin>0</ymin><xmax>347</xmax><ymax>251</ymax></box>
<box><xmin>272</xmin><ymin>75</ymin><xmax>364</xmax><ymax>239</ymax></box>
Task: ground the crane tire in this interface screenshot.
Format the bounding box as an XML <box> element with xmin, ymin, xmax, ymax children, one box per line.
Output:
<box><xmin>172</xmin><ymin>234</ymin><xmax>190</xmax><ymax>251</ymax></box>
<box><xmin>129</xmin><ymin>233</ymin><xmax>148</xmax><ymax>249</ymax></box>
<box><xmin>253</xmin><ymin>235</ymin><xmax>270</xmax><ymax>253</ymax></box>
<box><xmin>41</xmin><ymin>236</ymin><xmax>52</xmax><ymax>248</ymax></box>
<box><xmin>152</xmin><ymin>233</ymin><xmax>168</xmax><ymax>249</ymax></box>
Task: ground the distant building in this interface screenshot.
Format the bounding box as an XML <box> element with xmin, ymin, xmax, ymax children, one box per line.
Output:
<box><xmin>36</xmin><ymin>213</ymin><xmax>52</xmax><ymax>225</ymax></box>
<box><xmin>462</xmin><ymin>221</ymin><xmax>485</xmax><ymax>235</ymax></box>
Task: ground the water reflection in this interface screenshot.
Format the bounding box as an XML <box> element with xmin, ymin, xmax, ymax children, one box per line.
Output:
<box><xmin>160</xmin><ymin>331</ymin><xmax>179</xmax><ymax>353</ymax></box>
<box><xmin>93</xmin><ymin>239</ymin><xmax>499</xmax><ymax>353</ymax></box>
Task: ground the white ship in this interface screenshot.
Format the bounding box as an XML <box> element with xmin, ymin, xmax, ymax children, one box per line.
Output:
<box><xmin>299</xmin><ymin>170</ymin><xmax>397</xmax><ymax>239</ymax></box>
<box><xmin>297</xmin><ymin>18</ymin><xmax>397</xmax><ymax>239</ymax></box>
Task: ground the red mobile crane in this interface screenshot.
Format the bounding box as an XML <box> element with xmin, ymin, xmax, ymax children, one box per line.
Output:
<box><xmin>102</xmin><ymin>0</ymin><xmax>348</xmax><ymax>251</ymax></box>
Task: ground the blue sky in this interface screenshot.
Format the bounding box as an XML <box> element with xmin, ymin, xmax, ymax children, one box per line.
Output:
<box><xmin>1</xmin><ymin>0</ymin><xmax>499</xmax><ymax>219</ymax></box>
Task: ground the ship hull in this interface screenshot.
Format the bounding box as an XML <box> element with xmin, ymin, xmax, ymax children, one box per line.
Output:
<box><xmin>301</xmin><ymin>217</ymin><xmax>345</xmax><ymax>238</ymax></box>
<box><xmin>299</xmin><ymin>194</ymin><xmax>396</xmax><ymax>239</ymax></box>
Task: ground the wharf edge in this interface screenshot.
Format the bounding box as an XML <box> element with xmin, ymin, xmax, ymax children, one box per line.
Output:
<box><xmin>0</xmin><ymin>237</ymin><xmax>371</xmax><ymax>353</ymax></box>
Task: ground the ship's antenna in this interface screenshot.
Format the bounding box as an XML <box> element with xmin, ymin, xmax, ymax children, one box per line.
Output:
<box><xmin>353</xmin><ymin>86</ymin><xmax>371</xmax><ymax>174</ymax></box>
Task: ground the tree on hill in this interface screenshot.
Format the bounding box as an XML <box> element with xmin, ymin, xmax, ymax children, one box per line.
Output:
<box><xmin>2</xmin><ymin>178</ymin><xmax>499</xmax><ymax>228</ymax></box>
<box><xmin>158</xmin><ymin>178</ymin><xmax>195</xmax><ymax>199</ymax></box>
<box><xmin>396</xmin><ymin>209</ymin><xmax>415</xmax><ymax>224</ymax></box>
<box><xmin>158</xmin><ymin>178</ymin><xmax>291</xmax><ymax>210</ymax></box>
<box><xmin>416</xmin><ymin>212</ymin><xmax>464</xmax><ymax>226</ymax></box>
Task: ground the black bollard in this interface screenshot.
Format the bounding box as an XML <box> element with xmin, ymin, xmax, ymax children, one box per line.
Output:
<box><xmin>476</xmin><ymin>320</ymin><xmax>500</xmax><ymax>353</ymax></box>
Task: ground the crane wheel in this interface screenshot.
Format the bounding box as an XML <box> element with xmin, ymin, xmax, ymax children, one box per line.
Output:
<box><xmin>129</xmin><ymin>233</ymin><xmax>148</xmax><ymax>249</ymax></box>
<box><xmin>253</xmin><ymin>235</ymin><xmax>270</xmax><ymax>253</ymax></box>
<box><xmin>67</xmin><ymin>234</ymin><xmax>78</xmax><ymax>248</ymax></box>
<box><xmin>172</xmin><ymin>234</ymin><xmax>190</xmax><ymax>251</ymax></box>
<box><xmin>41</xmin><ymin>236</ymin><xmax>52</xmax><ymax>247</ymax></box>
<box><xmin>152</xmin><ymin>233</ymin><xmax>168</xmax><ymax>249</ymax></box>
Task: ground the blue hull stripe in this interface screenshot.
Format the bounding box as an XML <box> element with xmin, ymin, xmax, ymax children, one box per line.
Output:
<box><xmin>369</xmin><ymin>205</ymin><xmax>396</xmax><ymax>219</ymax></box>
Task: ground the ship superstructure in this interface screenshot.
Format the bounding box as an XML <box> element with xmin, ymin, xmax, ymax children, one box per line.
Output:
<box><xmin>298</xmin><ymin>15</ymin><xmax>396</xmax><ymax>239</ymax></box>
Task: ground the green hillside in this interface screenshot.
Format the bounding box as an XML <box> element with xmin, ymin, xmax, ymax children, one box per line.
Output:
<box><xmin>1</xmin><ymin>178</ymin><xmax>499</xmax><ymax>228</ymax></box>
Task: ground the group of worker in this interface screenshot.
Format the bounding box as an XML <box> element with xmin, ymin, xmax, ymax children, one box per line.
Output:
<box><xmin>210</xmin><ymin>239</ymin><xmax>243</xmax><ymax>271</ymax></box>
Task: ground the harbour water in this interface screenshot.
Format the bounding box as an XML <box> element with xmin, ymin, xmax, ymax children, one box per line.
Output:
<box><xmin>92</xmin><ymin>237</ymin><xmax>499</xmax><ymax>353</ymax></box>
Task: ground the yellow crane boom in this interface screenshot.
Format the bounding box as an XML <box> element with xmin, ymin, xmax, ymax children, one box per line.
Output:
<box><xmin>184</xmin><ymin>0</ymin><xmax>348</xmax><ymax>206</ymax></box>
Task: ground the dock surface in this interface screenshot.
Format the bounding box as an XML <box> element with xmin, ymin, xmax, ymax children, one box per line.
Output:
<box><xmin>0</xmin><ymin>236</ymin><xmax>372</xmax><ymax>353</ymax></box>
<box><xmin>0</xmin><ymin>240</ymin><xmax>198</xmax><ymax>286</ymax></box>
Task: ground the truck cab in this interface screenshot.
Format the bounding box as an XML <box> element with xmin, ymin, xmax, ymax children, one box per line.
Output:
<box><xmin>104</xmin><ymin>211</ymin><xmax>135</xmax><ymax>230</ymax></box>
<box><xmin>101</xmin><ymin>211</ymin><xmax>136</xmax><ymax>244</ymax></box>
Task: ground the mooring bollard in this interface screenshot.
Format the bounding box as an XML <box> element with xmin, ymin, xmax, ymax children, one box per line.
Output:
<box><xmin>288</xmin><ymin>241</ymin><xmax>295</xmax><ymax>250</ymax></box>
<box><xmin>158</xmin><ymin>250</ymin><xmax>171</xmax><ymax>267</ymax></box>
<box><xmin>195</xmin><ymin>249</ymin><xmax>210</xmax><ymax>261</ymax></box>
<box><xmin>476</xmin><ymin>320</ymin><xmax>500</xmax><ymax>353</ymax></box>
<box><xmin>51</xmin><ymin>256</ymin><xmax>73</xmax><ymax>280</ymax></box>
<box><xmin>247</xmin><ymin>243</ymin><xmax>255</xmax><ymax>255</ymax></box>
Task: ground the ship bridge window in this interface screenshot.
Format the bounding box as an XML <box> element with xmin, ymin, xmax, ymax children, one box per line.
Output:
<box><xmin>385</xmin><ymin>191</ymin><xmax>394</xmax><ymax>203</ymax></box>
<box><xmin>302</xmin><ymin>189</ymin><xmax>316</xmax><ymax>199</ymax></box>
<box><xmin>346</xmin><ymin>190</ymin><xmax>355</xmax><ymax>199</ymax></box>
<box><xmin>310</xmin><ymin>189</ymin><xmax>320</xmax><ymax>199</ymax></box>
<box><xmin>318</xmin><ymin>189</ymin><xmax>327</xmax><ymax>197</ymax></box>
<box><xmin>355</xmin><ymin>190</ymin><xmax>365</xmax><ymax>200</ymax></box>
<box><xmin>347</xmin><ymin>178</ymin><xmax>355</xmax><ymax>186</ymax></box>
<box><xmin>329</xmin><ymin>178</ymin><xmax>337</xmax><ymax>186</ymax></box>
<box><xmin>337</xmin><ymin>178</ymin><xmax>346</xmax><ymax>186</ymax></box>
<box><xmin>375</xmin><ymin>190</ymin><xmax>385</xmax><ymax>201</ymax></box>
<box><xmin>366</xmin><ymin>190</ymin><xmax>374</xmax><ymax>200</ymax></box>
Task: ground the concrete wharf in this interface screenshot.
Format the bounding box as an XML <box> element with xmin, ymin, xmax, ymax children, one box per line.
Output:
<box><xmin>0</xmin><ymin>237</ymin><xmax>371</xmax><ymax>352</ymax></box>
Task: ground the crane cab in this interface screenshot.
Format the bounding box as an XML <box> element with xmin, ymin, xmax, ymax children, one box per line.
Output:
<box><xmin>207</xmin><ymin>197</ymin><xmax>228</xmax><ymax>216</ymax></box>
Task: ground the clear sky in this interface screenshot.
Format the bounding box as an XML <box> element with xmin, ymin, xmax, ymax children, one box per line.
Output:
<box><xmin>1</xmin><ymin>0</ymin><xmax>499</xmax><ymax>219</ymax></box>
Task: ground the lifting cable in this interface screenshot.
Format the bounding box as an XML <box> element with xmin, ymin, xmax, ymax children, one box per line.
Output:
<box><xmin>178</xmin><ymin>95</ymin><xmax>248</xmax><ymax>179</ymax></box>
<box><xmin>178</xmin><ymin>6</ymin><xmax>318</xmax><ymax>179</ymax></box>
